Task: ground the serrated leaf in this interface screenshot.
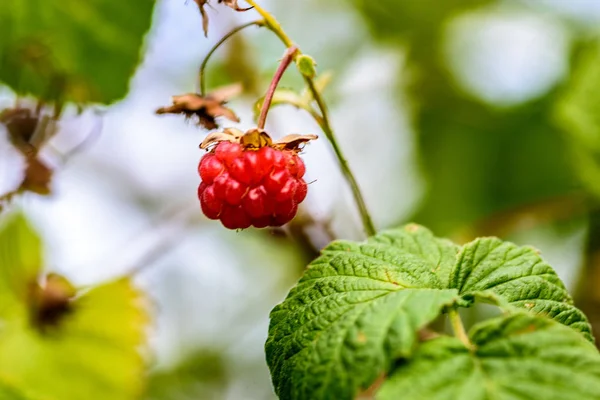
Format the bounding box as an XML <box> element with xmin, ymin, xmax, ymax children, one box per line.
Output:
<box><xmin>266</xmin><ymin>225</ymin><xmax>459</xmax><ymax>400</ymax></box>
<box><xmin>0</xmin><ymin>0</ymin><xmax>155</xmax><ymax>104</ymax></box>
<box><xmin>367</xmin><ymin>224</ymin><xmax>459</xmax><ymax>287</ymax></box>
<box><xmin>0</xmin><ymin>278</ymin><xmax>148</xmax><ymax>400</ymax></box>
<box><xmin>450</xmin><ymin>237</ymin><xmax>593</xmax><ymax>341</ymax></box>
<box><xmin>378</xmin><ymin>313</ymin><xmax>600</xmax><ymax>400</ymax></box>
<box><xmin>0</xmin><ymin>212</ymin><xmax>42</xmax><ymax>318</ymax></box>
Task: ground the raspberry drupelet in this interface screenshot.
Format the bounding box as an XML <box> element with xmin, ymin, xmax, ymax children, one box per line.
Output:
<box><xmin>198</xmin><ymin>128</ymin><xmax>316</xmax><ymax>229</ymax></box>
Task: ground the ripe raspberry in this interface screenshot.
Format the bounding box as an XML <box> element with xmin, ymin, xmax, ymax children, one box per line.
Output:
<box><xmin>197</xmin><ymin>128</ymin><xmax>316</xmax><ymax>229</ymax></box>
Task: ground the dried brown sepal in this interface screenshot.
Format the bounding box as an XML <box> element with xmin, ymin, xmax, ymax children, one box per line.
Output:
<box><xmin>200</xmin><ymin>128</ymin><xmax>317</xmax><ymax>153</ymax></box>
<box><xmin>240</xmin><ymin>128</ymin><xmax>272</xmax><ymax>149</ymax></box>
<box><xmin>272</xmin><ymin>134</ymin><xmax>318</xmax><ymax>151</ymax></box>
<box><xmin>0</xmin><ymin>106</ymin><xmax>56</xmax><ymax>197</ymax></box>
<box><xmin>29</xmin><ymin>273</ymin><xmax>76</xmax><ymax>331</ymax></box>
<box><xmin>193</xmin><ymin>0</ymin><xmax>211</xmax><ymax>37</ymax></box>
<box><xmin>218</xmin><ymin>0</ymin><xmax>253</xmax><ymax>11</ymax></box>
<box><xmin>156</xmin><ymin>84</ymin><xmax>241</xmax><ymax>130</ymax></box>
<box><xmin>22</xmin><ymin>157</ymin><xmax>53</xmax><ymax>195</ymax></box>
<box><xmin>200</xmin><ymin>127</ymin><xmax>244</xmax><ymax>150</ymax></box>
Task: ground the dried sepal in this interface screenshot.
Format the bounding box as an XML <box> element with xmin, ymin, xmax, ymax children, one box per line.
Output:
<box><xmin>218</xmin><ymin>0</ymin><xmax>253</xmax><ymax>11</ymax></box>
<box><xmin>200</xmin><ymin>127</ymin><xmax>244</xmax><ymax>150</ymax></box>
<box><xmin>272</xmin><ymin>134</ymin><xmax>318</xmax><ymax>151</ymax></box>
<box><xmin>194</xmin><ymin>0</ymin><xmax>252</xmax><ymax>36</ymax></box>
<box><xmin>240</xmin><ymin>128</ymin><xmax>272</xmax><ymax>149</ymax></box>
<box><xmin>193</xmin><ymin>0</ymin><xmax>211</xmax><ymax>37</ymax></box>
<box><xmin>0</xmin><ymin>105</ymin><xmax>56</xmax><ymax>197</ymax></box>
<box><xmin>30</xmin><ymin>273</ymin><xmax>76</xmax><ymax>330</ymax></box>
<box><xmin>156</xmin><ymin>84</ymin><xmax>241</xmax><ymax>130</ymax></box>
<box><xmin>200</xmin><ymin>129</ymin><xmax>316</xmax><ymax>153</ymax></box>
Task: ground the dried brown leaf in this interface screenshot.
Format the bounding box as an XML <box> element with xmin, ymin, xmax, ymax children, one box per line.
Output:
<box><xmin>156</xmin><ymin>87</ymin><xmax>240</xmax><ymax>130</ymax></box>
<box><xmin>22</xmin><ymin>156</ymin><xmax>53</xmax><ymax>195</ymax></box>
<box><xmin>193</xmin><ymin>0</ymin><xmax>211</xmax><ymax>37</ymax></box>
<box><xmin>239</xmin><ymin>128</ymin><xmax>272</xmax><ymax>149</ymax></box>
<box><xmin>200</xmin><ymin>128</ymin><xmax>244</xmax><ymax>149</ymax></box>
<box><xmin>209</xmin><ymin>83</ymin><xmax>243</xmax><ymax>103</ymax></box>
<box><xmin>218</xmin><ymin>0</ymin><xmax>253</xmax><ymax>11</ymax></box>
<box><xmin>272</xmin><ymin>134</ymin><xmax>318</xmax><ymax>151</ymax></box>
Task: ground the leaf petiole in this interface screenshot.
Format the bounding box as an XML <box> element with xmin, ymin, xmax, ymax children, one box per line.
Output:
<box><xmin>449</xmin><ymin>309</ymin><xmax>474</xmax><ymax>350</ymax></box>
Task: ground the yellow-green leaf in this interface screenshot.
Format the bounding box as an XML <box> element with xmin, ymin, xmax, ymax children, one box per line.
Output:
<box><xmin>0</xmin><ymin>278</ymin><xmax>148</xmax><ymax>400</ymax></box>
<box><xmin>0</xmin><ymin>212</ymin><xmax>42</xmax><ymax>319</ymax></box>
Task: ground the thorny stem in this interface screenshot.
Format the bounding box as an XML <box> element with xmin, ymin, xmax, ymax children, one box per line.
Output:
<box><xmin>449</xmin><ymin>309</ymin><xmax>474</xmax><ymax>350</ymax></box>
<box><xmin>244</xmin><ymin>0</ymin><xmax>377</xmax><ymax>237</ymax></box>
<box><xmin>199</xmin><ymin>20</ymin><xmax>265</xmax><ymax>96</ymax></box>
<box><xmin>257</xmin><ymin>46</ymin><xmax>298</xmax><ymax>129</ymax></box>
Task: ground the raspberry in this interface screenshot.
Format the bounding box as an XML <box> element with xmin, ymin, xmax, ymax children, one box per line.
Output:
<box><xmin>197</xmin><ymin>129</ymin><xmax>317</xmax><ymax>230</ymax></box>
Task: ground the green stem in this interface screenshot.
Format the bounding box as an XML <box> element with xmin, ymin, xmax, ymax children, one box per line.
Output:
<box><xmin>199</xmin><ymin>20</ymin><xmax>265</xmax><ymax>96</ymax></box>
<box><xmin>305</xmin><ymin>79</ymin><xmax>376</xmax><ymax>236</ymax></box>
<box><xmin>244</xmin><ymin>0</ymin><xmax>377</xmax><ymax>237</ymax></box>
<box><xmin>244</xmin><ymin>0</ymin><xmax>293</xmax><ymax>47</ymax></box>
<box><xmin>258</xmin><ymin>46</ymin><xmax>298</xmax><ymax>129</ymax></box>
<box><xmin>449</xmin><ymin>309</ymin><xmax>473</xmax><ymax>350</ymax></box>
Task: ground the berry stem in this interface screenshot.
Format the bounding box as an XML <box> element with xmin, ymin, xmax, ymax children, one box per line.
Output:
<box><xmin>244</xmin><ymin>0</ymin><xmax>377</xmax><ymax>237</ymax></box>
<box><xmin>257</xmin><ymin>46</ymin><xmax>298</xmax><ymax>130</ymax></box>
<box><xmin>199</xmin><ymin>19</ymin><xmax>265</xmax><ymax>96</ymax></box>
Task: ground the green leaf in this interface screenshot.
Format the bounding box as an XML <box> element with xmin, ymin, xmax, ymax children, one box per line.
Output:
<box><xmin>0</xmin><ymin>278</ymin><xmax>148</xmax><ymax>400</ymax></box>
<box><xmin>450</xmin><ymin>237</ymin><xmax>593</xmax><ymax>341</ymax></box>
<box><xmin>0</xmin><ymin>0</ymin><xmax>155</xmax><ymax>104</ymax></box>
<box><xmin>0</xmin><ymin>376</ymin><xmax>39</xmax><ymax>400</ymax></box>
<box><xmin>378</xmin><ymin>313</ymin><xmax>600</xmax><ymax>400</ymax></box>
<box><xmin>0</xmin><ymin>212</ymin><xmax>42</xmax><ymax>318</ymax></box>
<box><xmin>367</xmin><ymin>224</ymin><xmax>459</xmax><ymax>287</ymax></box>
<box><xmin>266</xmin><ymin>225</ymin><xmax>459</xmax><ymax>400</ymax></box>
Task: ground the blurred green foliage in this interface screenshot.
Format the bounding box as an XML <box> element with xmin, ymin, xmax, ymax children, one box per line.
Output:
<box><xmin>355</xmin><ymin>0</ymin><xmax>580</xmax><ymax>235</ymax></box>
<box><xmin>145</xmin><ymin>351</ymin><xmax>228</xmax><ymax>400</ymax></box>
<box><xmin>0</xmin><ymin>0</ymin><xmax>155</xmax><ymax>104</ymax></box>
<box><xmin>556</xmin><ymin>42</ymin><xmax>600</xmax><ymax>200</ymax></box>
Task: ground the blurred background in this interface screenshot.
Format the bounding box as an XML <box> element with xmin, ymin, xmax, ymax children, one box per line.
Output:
<box><xmin>2</xmin><ymin>0</ymin><xmax>600</xmax><ymax>398</ymax></box>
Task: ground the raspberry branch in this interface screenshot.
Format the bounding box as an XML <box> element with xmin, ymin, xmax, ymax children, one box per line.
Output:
<box><xmin>199</xmin><ymin>19</ymin><xmax>265</xmax><ymax>96</ymax></box>
<box><xmin>257</xmin><ymin>46</ymin><xmax>298</xmax><ymax>130</ymax></box>
<box><xmin>244</xmin><ymin>0</ymin><xmax>377</xmax><ymax>237</ymax></box>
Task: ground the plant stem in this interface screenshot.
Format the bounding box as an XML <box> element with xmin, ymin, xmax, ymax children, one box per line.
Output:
<box><xmin>305</xmin><ymin>79</ymin><xmax>376</xmax><ymax>236</ymax></box>
<box><xmin>244</xmin><ymin>0</ymin><xmax>293</xmax><ymax>47</ymax></box>
<box><xmin>449</xmin><ymin>309</ymin><xmax>473</xmax><ymax>350</ymax></box>
<box><xmin>199</xmin><ymin>20</ymin><xmax>265</xmax><ymax>95</ymax></box>
<box><xmin>257</xmin><ymin>46</ymin><xmax>298</xmax><ymax>129</ymax></box>
<box><xmin>244</xmin><ymin>0</ymin><xmax>377</xmax><ymax>237</ymax></box>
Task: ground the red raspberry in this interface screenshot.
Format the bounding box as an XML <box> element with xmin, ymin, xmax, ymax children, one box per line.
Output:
<box><xmin>198</xmin><ymin>141</ymin><xmax>310</xmax><ymax>229</ymax></box>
